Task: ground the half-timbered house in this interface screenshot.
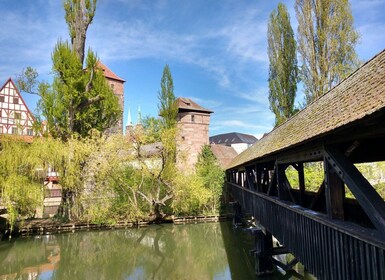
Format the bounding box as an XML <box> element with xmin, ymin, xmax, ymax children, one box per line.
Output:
<box><xmin>0</xmin><ymin>78</ymin><xmax>36</xmax><ymax>139</ymax></box>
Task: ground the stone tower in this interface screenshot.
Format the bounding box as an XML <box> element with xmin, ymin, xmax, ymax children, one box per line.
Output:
<box><xmin>97</xmin><ymin>61</ymin><xmax>125</xmax><ymax>134</ymax></box>
<box><xmin>176</xmin><ymin>97</ymin><xmax>213</xmax><ymax>171</ymax></box>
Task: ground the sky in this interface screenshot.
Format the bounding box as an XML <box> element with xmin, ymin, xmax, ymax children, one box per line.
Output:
<box><xmin>0</xmin><ymin>0</ymin><xmax>384</xmax><ymax>139</ymax></box>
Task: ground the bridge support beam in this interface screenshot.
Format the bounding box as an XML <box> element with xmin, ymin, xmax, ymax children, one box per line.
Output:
<box><xmin>253</xmin><ymin>229</ymin><xmax>274</xmax><ymax>275</ymax></box>
<box><xmin>324</xmin><ymin>145</ymin><xmax>385</xmax><ymax>234</ymax></box>
<box><xmin>248</xmin><ymin>227</ymin><xmax>274</xmax><ymax>275</ymax></box>
<box><xmin>324</xmin><ymin>160</ymin><xmax>345</xmax><ymax>219</ymax></box>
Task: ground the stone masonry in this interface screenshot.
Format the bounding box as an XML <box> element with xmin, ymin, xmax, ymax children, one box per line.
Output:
<box><xmin>176</xmin><ymin>98</ymin><xmax>213</xmax><ymax>171</ymax></box>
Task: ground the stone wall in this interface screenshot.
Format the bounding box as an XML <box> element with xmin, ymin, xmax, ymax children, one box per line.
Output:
<box><xmin>106</xmin><ymin>79</ymin><xmax>124</xmax><ymax>134</ymax></box>
<box><xmin>176</xmin><ymin>111</ymin><xmax>210</xmax><ymax>171</ymax></box>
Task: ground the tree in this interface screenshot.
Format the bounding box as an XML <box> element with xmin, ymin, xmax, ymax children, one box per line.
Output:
<box><xmin>158</xmin><ymin>64</ymin><xmax>178</xmax><ymax>129</ymax></box>
<box><xmin>64</xmin><ymin>0</ymin><xmax>97</xmax><ymax>64</ymax></box>
<box><xmin>0</xmin><ymin>137</ymin><xmax>67</xmax><ymax>231</ymax></box>
<box><xmin>38</xmin><ymin>42</ymin><xmax>121</xmax><ymax>140</ymax></box>
<box><xmin>195</xmin><ymin>145</ymin><xmax>224</xmax><ymax>213</ymax></box>
<box><xmin>267</xmin><ymin>3</ymin><xmax>298</xmax><ymax>126</ymax></box>
<box><xmin>17</xmin><ymin>1</ymin><xmax>120</xmax><ymax>141</ymax></box>
<box><xmin>295</xmin><ymin>0</ymin><xmax>360</xmax><ymax>104</ymax></box>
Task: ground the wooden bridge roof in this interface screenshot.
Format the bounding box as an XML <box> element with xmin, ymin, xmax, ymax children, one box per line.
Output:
<box><xmin>228</xmin><ymin>49</ymin><xmax>385</xmax><ymax>169</ymax></box>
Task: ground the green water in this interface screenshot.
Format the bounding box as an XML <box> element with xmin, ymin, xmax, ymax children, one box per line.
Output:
<box><xmin>0</xmin><ymin>222</ymin><xmax>305</xmax><ymax>279</ymax></box>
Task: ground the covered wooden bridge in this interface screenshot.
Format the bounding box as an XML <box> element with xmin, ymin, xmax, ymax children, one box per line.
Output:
<box><xmin>225</xmin><ymin>49</ymin><xmax>385</xmax><ymax>279</ymax></box>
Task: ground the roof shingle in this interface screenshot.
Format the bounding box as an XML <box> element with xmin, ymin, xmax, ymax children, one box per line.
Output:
<box><xmin>228</xmin><ymin>48</ymin><xmax>385</xmax><ymax>169</ymax></box>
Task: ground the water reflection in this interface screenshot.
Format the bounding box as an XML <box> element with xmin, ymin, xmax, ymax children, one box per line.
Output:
<box><xmin>0</xmin><ymin>222</ymin><xmax>310</xmax><ymax>279</ymax></box>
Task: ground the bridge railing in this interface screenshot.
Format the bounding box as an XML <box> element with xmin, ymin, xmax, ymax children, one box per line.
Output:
<box><xmin>227</xmin><ymin>182</ymin><xmax>385</xmax><ymax>280</ymax></box>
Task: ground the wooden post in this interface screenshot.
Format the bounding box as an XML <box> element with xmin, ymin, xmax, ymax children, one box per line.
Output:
<box><xmin>324</xmin><ymin>160</ymin><xmax>345</xmax><ymax>219</ymax></box>
<box><xmin>276</xmin><ymin>163</ymin><xmax>289</xmax><ymax>201</ymax></box>
<box><xmin>245</xmin><ymin>166</ymin><xmax>255</xmax><ymax>190</ymax></box>
<box><xmin>298</xmin><ymin>163</ymin><xmax>306</xmax><ymax>206</ymax></box>
<box><xmin>256</xmin><ymin>164</ymin><xmax>262</xmax><ymax>192</ymax></box>
<box><xmin>254</xmin><ymin>230</ymin><xmax>274</xmax><ymax>275</ymax></box>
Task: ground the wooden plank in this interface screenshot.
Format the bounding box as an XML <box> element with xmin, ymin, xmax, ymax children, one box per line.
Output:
<box><xmin>324</xmin><ymin>145</ymin><xmax>385</xmax><ymax>234</ymax></box>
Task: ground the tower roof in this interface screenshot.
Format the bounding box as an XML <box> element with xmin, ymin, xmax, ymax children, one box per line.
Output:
<box><xmin>176</xmin><ymin>97</ymin><xmax>213</xmax><ymax>113</ymax></box>
<box><xmin>96</xmin><ymin>61</ymin><xmax>125</xmax><ymax>82</ymax></box>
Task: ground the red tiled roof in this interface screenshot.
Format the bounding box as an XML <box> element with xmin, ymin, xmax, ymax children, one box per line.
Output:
<box><xmin>210</xmin><ymin>144</ymin><xmax>238</xmax><ymax>169</ymax></box>
<box><xmin>177</xmin><ymin>97</ymin><xmax>213</xmax><ymax>113</ymax></box>
<box><xmin>228</xmin><ymin>48</ymin><xmax>385</xmax><ymax>169</ymax></box>
<box><xmin>96</xmin><ymin>61</ymin><xmax>125</xmax><ymax>82</ymax></box>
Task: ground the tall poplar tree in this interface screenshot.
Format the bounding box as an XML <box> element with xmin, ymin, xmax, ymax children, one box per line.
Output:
<box><xmin>158</xmin><ymin>64</ymin><xmax>178</xmax><ymax>129</ymax></box>
<box><xmin>295</xmin><ymin>0</ymin><xmax>360</xmax><ymax>104</ymax></box>
<box><xmin>17</xmin><ymin>0</ymin><xmax>120</xmax><ymax>141</ymax></box>
<box><xmin>64</xmin><ymin>0</ymin><xmax>97</xmax><ymax>65</ymax></box>
<box><xmin>267</xmin><ymin>3</ymin><xmax>298</xmax><ymax>126</ymax></box>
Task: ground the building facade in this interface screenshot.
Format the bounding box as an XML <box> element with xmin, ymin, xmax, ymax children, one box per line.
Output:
<box><xmin>0</xmin><ymin>78</ymin><xmax>36</xmax><ymax>138</ymax></box>
<box><xmin>97</xmin><ymin>61</ymin><xmax>125</xmax><ymax>134</ymax></box>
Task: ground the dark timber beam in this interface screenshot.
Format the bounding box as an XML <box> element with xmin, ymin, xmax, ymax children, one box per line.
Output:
<box><xmin>245</xmin><ymin>165</ymin><xmax>255</xmax><ymax>190</ymax></box>
<box><xmin>324</xmin><ymin>160</ymin><xmax>345</xmax><ymax>219</ymax></box>
<box><xmin>298</xmin><ymin>163</ymin><xmax>306</xmax><ymax>206</ymax></box>
<box><xmin>324</xmin><ymin>145</ymin><xmax>385</xmax><ymax>234</ymax></box>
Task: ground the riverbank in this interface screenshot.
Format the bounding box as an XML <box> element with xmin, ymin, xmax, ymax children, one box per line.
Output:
<box><xmin>1</xmin><ymin>214</ymin><xmax>230</xmax><ymax>238</ymax></box>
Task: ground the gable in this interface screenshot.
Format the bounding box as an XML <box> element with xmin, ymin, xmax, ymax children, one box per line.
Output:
<box><xmin>0</xmin><ymin>78</ymin><xmax>36</xmax><ymax>136</ymax></box>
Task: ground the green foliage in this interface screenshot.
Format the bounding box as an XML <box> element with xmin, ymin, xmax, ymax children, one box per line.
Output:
<box><xmin>170</xmin><ymin>145</ymin><xmax>225</xmax><ymax>216</ymax></box>
<box><xmin>286</xmin><ymin>162</ymin><xmax>324</xmax><ymax>192</ymax></box>
<box><xmin>16</xmin><ymin>67</ymin><xmax>39</xmax><ymax>95</ymax></box>
<box><xmin>295</xmin><ymin>0</ymin><xmax>360</xmax><ymax>104</ymax></box>
<box><xmin>38</xmin><ymin>42</ymin><xmax>121</xmax><ymax>141</ymax></box>
<box><xmin>195</xmin><ymin>145</ymin><xmax>225</xmax><ymax>213</ymax></box>
<box><xmin>158</xmin><ymin>64</ymin><xmax>178</xmax><ymax>129</ymax></box>
<box><xmin>141</xmin><ymin>115</ymin><xmax>162</xmax><ymax>143</ymax></box>
<box><xmin>0</xmin><ymin>138</ymin><xmax>66</xmax><ymax>230</ymax></box>
<box><xmin>267</xmin><ymin>3</ymin><xmax>298</xmax><ymax>126</ymax></box>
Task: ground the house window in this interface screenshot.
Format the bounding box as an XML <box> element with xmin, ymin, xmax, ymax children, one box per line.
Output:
<box><xmin>12</xmin><ymin>127</ymin><xmax>18</xmax><ymax>134</ymax></box>
<box><xmin>191</xmin><ymin>115</ymin><xmax>195</xmax><ymax>122</ymax></box>
<box><xmin>0</xmin><ymin>127</ymin><xmax>3</xmax><ymax>134</ymax></box>
<box><xmin>110</xmin><ymin>83</ymin><xmax>114</xmax><ymax>89</ymax></box>
<box><xmin>27</xmin><ymin>128</ymin><xmax>33</xmax><ymax>136</ymax></box>
<box><xmin>13</xmin><ymin>97</ymin><xmax>19</xmax><ymax>104</ymax></box>
<box><xmin>15</xmin><ymin>112</ymin><xmax>21</xmax><ymax>119</ymax></box>
<box><xmin>0</xmin><ymin>96</ymin><xmax>4</xmax><ymax>102</ymax></box>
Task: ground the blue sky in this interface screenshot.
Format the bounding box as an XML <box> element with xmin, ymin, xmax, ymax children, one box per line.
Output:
<box><xmin>0</xmin><ymin>0</ymin><xmax>384</xmax><ymax>138</ymax></box>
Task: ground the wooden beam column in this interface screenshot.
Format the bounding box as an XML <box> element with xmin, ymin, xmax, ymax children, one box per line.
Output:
<box><xmin>324</xmin><ymin>160</ymin><xmax>345</xmax><ymax>219</ymax></box>
<box><xmin>245</xmin><ymin>165</ymin><xmax>255</xmax><ymax>190</ymax></box>
<box><xmin>297</xmin><ymin>163</ymin><xmax>306</xmax><ymax>206</ymax></box>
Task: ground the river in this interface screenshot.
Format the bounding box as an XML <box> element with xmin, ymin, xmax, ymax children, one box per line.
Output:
<box><xmin>0</xmin><ymin>222</ymin><xmax>313</xmax><ymax>279</ymax></box>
